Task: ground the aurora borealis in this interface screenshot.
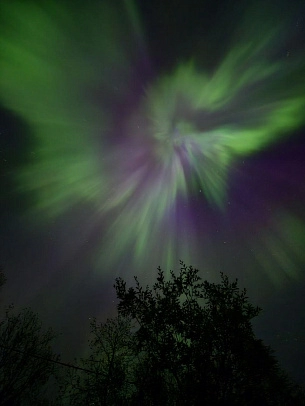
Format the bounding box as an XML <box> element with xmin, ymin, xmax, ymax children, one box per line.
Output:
<box><xmin>1</xmin><ymin>0</ymin><xmax>305</xmax><ymax>384</ymax></box>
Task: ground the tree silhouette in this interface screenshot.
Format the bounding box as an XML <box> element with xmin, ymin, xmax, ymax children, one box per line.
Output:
<box><xmin>62</xmin><ymin>316</ymin><xmax>136</xmax><ymax>405</ymax></box>
<box><xmin>57</xmin><ymin>262</ymin><xmax>305</xmax><ymax>405</ymax></box>
<box><xmin>0</xmin><ymin>272</ymin><xmax>59</xmax><ymax>405</ymax></box>
<box><xmin>114</xmin><ymin>261</ymin><xmax>305</xmax><ymax>405</ymax></box>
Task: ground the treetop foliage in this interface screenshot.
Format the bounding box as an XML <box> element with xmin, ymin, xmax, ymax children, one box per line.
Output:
<box><xmin>0</xmin><ymin>305</ymin><xmax>59</xmax><ymax>405</ymax></box>
<box><xmin>115</xmin><ymin>261</ymin><xmax>261</xmax><ymax>353</ymax></box>
<box><xmin>111</xmin><ymin>261</ymin><xmax>304</xmax><ymax>405</ymax></box>
<box><xmin>1</xmin><ymin>263</ymin><xmax>305</xmax><ymax>405</ymax></box>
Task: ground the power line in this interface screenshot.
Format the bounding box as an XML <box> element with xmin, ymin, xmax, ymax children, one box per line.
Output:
<box><xmin>0</xmin><ymin>344</ymin><xmax>96</xmax><ymax>374</ymax></box>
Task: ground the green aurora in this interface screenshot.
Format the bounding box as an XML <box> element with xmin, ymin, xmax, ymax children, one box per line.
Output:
<box><xmin>1</xmin><ymin>0</ymin><xmax>305</xmax><ymax>281</ymax></box>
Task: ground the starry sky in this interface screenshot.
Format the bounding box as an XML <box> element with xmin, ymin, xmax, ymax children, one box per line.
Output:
<box><xmin>1</xmin><ymin>0</ymin><xmax>305</xmax><ymax>385</ymax></box>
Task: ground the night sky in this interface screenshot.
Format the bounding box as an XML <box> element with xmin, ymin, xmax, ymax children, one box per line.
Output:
<box><xmin>1</xmin><ymin>0</ymin><xmax>305</xmax><ymax>386</ymax></box>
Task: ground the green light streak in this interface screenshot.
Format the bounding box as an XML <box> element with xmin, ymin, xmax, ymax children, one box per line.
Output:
<box><xmin>0</xmin><ymin>0</ymin><xmax>134</xmax><ymax>217</ymax></box>
<box><xmin>1</xmin><ymin>0</ymin><xmax>305</xmax><ymax>277</ymax></box>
